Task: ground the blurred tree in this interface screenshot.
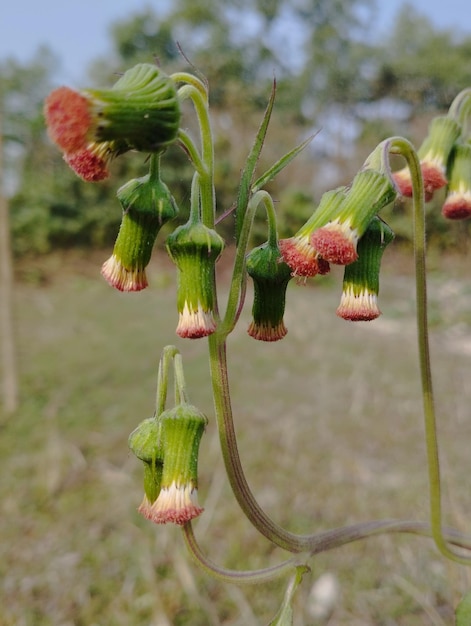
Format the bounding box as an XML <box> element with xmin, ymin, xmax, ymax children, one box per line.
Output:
<box><xmin>374</xmin><ymin>4</ymin><xmax>471</xmax><ymax>110</ymax></box>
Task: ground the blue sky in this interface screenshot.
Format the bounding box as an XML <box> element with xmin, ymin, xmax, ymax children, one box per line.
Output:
<box><xmin>0</xmin><ymin>0</ymin><xmax>470</xmax><ymax>84</ymax></box>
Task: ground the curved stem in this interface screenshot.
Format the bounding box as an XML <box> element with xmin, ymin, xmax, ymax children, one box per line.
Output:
<box><xmin>177</xmin><ymin>85</ymin><xmax>215</xmax><ymax>228</ymax></box>
<box><xmin>171</xmin><ymin>72</ymin><xmax>208</xmax><ymax>103</ymax></box>
<box><xmin>178</xmin><ymin>129</ymin><xmax>205</xmax><ymax>176</ymax></box>
<box><xmin>389</xmin><ymin>137</ymin><xmax>471</xmax><ymax>566</ymax></box>
<box><xmin>182</xmin><ymin>522</ymin><xmax>302</xmax><ymax>585</ymax></box>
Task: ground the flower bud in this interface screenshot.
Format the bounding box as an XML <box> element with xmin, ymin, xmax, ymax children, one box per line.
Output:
<box><xmin>101</xmin><ymin>173</ymin><xmax>179</xmax><ymax>291</ymax></box>
<box><xmin>336</xmin><ymin>217</ymin><xmax>394</xmax><ymax>321</ymax></box>
<box><xmin>246</xmin><ymin>241</ymin><xmax>292</xmax><ymax>342</ymax></box>
<box><xmin>311</xmin><ymin>169</ymin><xmax>396</xmax><ymax>265</ymax></box>
<box><xmin>166</xmin><ymin>222</ymin><xmax>224</xmax><ymax>338</ymax></box>
<box><xmin>393</xmin><ymin>116</ymin><xmax>461</xmax><ymax>201</ymax></box>
<box><xmin>138</xmin><ymin>404</ymin><xmax>208</xmax><ymax>525</ymax></box>
<box><xmin>44</xmin><ymin>63</ymin><xmax>181</xmax><ymax>180</ymax></box>
<box><xmin>128</xmin><ymin>416</ymin><xmax>164</xmax><ymax>505</ymax></box>
<box><xmin>442</xmin><ymin>142</ymin><xmax>471</xmax><ymax>220</ymax></box>
<box><xmin>278</xmin><ymin>188</ymin><xmax>346</xmax><ymax>277</ymax></box>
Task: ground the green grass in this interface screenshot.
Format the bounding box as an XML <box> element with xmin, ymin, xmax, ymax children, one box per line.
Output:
<box><xmin>2</xmin><ymin>250</ymin><xmax>471</xmax><ymax>625</ymax></box>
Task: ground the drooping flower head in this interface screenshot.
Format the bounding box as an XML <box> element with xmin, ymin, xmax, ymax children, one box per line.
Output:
<box><xmin>393</xmin><ymin>116</ymin><xmax>461</xmax><ymax>201</ymax></box>
<box><xmin>137</xmin><ymin>404</ymin><xmax>208</xmax><ymax>525</ymax></box>
<box><xmin>166</xmin><ymin>221</ymin><xmax>224</xmax><ymax>339</ymax></box>
<box><xmin>442</xmin><ymin>142</ymin><xmax>471</xmax><ymax>220</ymax></box>
<box><xmin>278</xmin><ymin>187</ymin><xmax>346</xmax><ymax>278</ymax></box>
<box><xmin>101</xmin><ymin>160</ymin><xmax>179</xmax><ymax>292</ymax></box>
<box><xmin>246</xmin><ymin>241</ymin><xmax>292</xmax><ymax>342</ymax></box>
<box><xmin>336</xmin><ymin>217</ymin><xmax>394</xmax><ymax>321</ymax></box>
<box><xmin>44</xmin><ymin>63</ymin><xmax>181</xmax><ymax>180</ymax></box>
<box><xmin>311</xmin><ymin>167</ymin><xmax>396</xmax><ymax>266</ymax></box>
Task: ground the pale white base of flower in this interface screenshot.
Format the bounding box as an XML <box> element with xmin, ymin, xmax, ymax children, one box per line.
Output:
<box><xmin>101</xmin><ymin>254</ymin><xmax>148</xmax><ymax>292</ymax></box>
<box><xmin>247</xmin><ymin>320</ymin><xmax>287</xmax><ymax>342</ymax></box>
<box><xmin>176</xmin><ymin>301</ymin><xmax>216</xmax><ymax>338</ymax></box>
<box><xmin>138</xmin><ymin>482</ymin><xmax>203</xmax><ymax>525</ymax></box>
<box><xmin>336</xmin><ymin>287</ymin><xmax>380</xmax><ymax>321</ymax></box>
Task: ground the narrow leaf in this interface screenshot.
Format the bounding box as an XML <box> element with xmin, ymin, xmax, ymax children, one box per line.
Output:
<box><xmin>252</xmin><ymin>134</ymin><xmax>316</xmax><ymax>194</ymax></box>
<box><xmin>235</xmin><ymin>79</ymin><xmax>276</xmax><ymax>241</ymax></box>
<box><xmin>267</xmin><ymin>565</ymin><xmax>310</xmax><ymax>626</ymax></box>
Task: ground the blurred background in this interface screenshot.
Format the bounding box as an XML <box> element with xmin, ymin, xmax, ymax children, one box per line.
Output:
<box><xmin>2</xmin><ymin>1</ymin><xmax>471</xmax><ymax>624</ymax></box>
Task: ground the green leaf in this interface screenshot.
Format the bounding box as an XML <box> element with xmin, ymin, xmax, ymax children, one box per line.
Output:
<box><xmin>235</xmin><ymin>79</ymin><xmax>276</xmax><ymax>242</ymax></box>
<box><xmin>252</xmin><ymin>134</ymin><xmax>316</xmax><ymax>194</ymax></box>
<box><xmin>456</xmin><ymin>591</ymin><xmax>471</xmax><ymax>625</ymax></box>
<box><xmin>267</xmin><ymin>565</ymin><xmax>310</xmax><ymax>626</ymax></box>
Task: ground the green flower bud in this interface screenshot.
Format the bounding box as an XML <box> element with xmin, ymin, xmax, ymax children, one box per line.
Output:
<box><xmin>166</xmin><ymin>222</ymin><xmax>224</xmax><ymax>338</ymax></box>
<box><xmin>128</xmin><ymin>416</ymin><xmax>162</xmax><ymax>463</ymax></box>
<box><xmin>101</xmin><ymin>170</ymin><xmax>178</xmax><ymax>291</ymax></box>
<box><xmin>246</xmin><ymin>242</ymin><xmax>292</xmax><ymax>341</ymax></box>
<box><xmin>129</xmin><ymin>416</ymin><xmax>164</xmax><ymax>505</ymax></box>
<box><xmin>336</xmin><ymin>217</ymin><xmax>394</xmax><ymax>321</ymax></box>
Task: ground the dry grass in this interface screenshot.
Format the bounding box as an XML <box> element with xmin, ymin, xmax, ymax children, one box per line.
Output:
<box><xmin>2</xmin><ymin>250</ymin><xmax>471</xmax><ymax>625</ymax></box>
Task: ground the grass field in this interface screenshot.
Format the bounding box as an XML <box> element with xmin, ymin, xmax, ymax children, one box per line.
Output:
<box><xmin>2</xmin><ymin>249</ymin><xmax>471</xmax><ymax>625</ymax></box>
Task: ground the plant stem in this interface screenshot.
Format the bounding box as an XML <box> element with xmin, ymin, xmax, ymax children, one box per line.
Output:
<box><xmin>389</xmin><ymin>137</ymin><xmax>471</xmax><ymax>565</ymax></box>
<box><xmin>182</xmin><ymin>522</ymin><xmax>302</xmax><ymax>585</ymax></box>
<box><xmin>177</xmin><ymin>84</ymin><xmax>215</xmax><ymax>229</ymax></box>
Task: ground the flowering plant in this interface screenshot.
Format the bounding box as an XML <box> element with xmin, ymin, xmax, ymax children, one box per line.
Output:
<box><xmin>45</xmin><ymin>64</ymin><xmax>471</xmax><ymax>622</ymax></box>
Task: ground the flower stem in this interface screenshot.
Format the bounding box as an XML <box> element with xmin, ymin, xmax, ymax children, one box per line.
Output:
<box><xmin>177</xmin><ymin>84</ymin><xmax>215</xmax><ymax>229</ymax></box>
<box><xmin>389</xmin><ymin>137</ymin><xmax>471</xmax><ymax>565</ymax></box>
<box><xmin>182</xmin><ymin>522</ymin><xmax>303</xmax><ymax>585</ymax></box>
<box><xmin>155</xmin><ymin>345</ymin><xmax>180</xmax><ymax>415</ymax></box>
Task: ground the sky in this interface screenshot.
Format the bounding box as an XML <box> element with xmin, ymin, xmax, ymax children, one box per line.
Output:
<box><xmin>0</xmin><ymin>0</ymin><xmax>470</xmax><ymax>85</ymax></box>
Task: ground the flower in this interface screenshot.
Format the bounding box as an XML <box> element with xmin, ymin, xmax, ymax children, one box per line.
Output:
<box><xmin>101</xmin><ymin>166</ymin><xmax>179</xmax><ymax>291</ymax></box>
<box><xmin>138</xmin><ymin>404</ymin><xmax>207</xmax><ymax>525</ymax></box>
<box><xmin>246</xmin><ymin>241</ymin><xmax>292</xmax><ymax>341</ymax></box>
<box><xmin>166</xmin><ymin>221</ymin><xmax>224</xmax><ymax>338</ymax></box>
<box><xmin>393</xmin><ymin>116</ymin><xmax>461</xmax><ymax>202</ymax></box>
<box><xmin>336</xmin><ymin>217</ymin><xmax>394</xmax><ymax>321</ymax></box>
<box><xmin>311</xmin><ymin>169</ymin><xmax>396</xmax><ymax>266</ymax></box>
<box><xmin>442</xmin><ymin>190</ymin><xmax>471</xmax><ymax>220</ymax></box>
<box><xmin>278</xmin><ymin>188</ymin><xmax>346</xmax><ymax>277</ymax></box>
<box><xmin>278</xmin><ymin>236</ymin><xmax>330</xmax><ymax>279</ymax></box>
<box><xmin>63</xmin><ymin>140</ymin><xmax>128</xmax><ymax>182</ymax></box>
<box><xmin>44</xmin><ymin>63</ymin><xmax>181</xmax><ymax>180</ymax></box>
<box><xmin>442</xmin><ymin>142</ymin><xmax>471</xmax><ymax>220</ymax></box>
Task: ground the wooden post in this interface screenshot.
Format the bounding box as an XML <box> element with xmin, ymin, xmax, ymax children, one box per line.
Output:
<box><xmin>0</xmin><ymin>109</ymin><xmax>19</xmax><ymax>414</ymax></box>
